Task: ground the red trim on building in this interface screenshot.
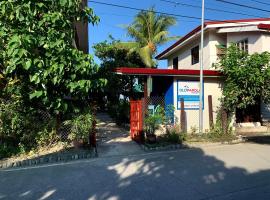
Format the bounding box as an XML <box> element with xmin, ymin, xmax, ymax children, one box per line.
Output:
<box><xmin>206</xmin><ymin>18</ymin><xmax>270</xmax><ymax>25</ymax></box>
<box><xmin>114</xmin><ymin>67</ymin><xmax>222</xmax><ymax>77</ymax></box>
<box><xmin>156</xmin><ymin>18</ymin><xmax>270</xmax><ymax>60</ymax></box>
<box><xmin>155</xmin><ymin>25</ymin><xmax>203</xmax><ymax>60</ymax></box>
<box><xmin>258</xmin><ymin>23</ymin><xmax>270</xmax><ymax>30</ymax></box>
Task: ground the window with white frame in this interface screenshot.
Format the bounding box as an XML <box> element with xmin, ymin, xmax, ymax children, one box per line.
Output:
<box><xmin>236</xmin><ymin>38</ymin><xmax>248</xmax><ymax>53</ymax></box>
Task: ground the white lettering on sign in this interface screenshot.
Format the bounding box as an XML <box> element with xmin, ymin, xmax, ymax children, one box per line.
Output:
<box><xmin>177</xmin><ymin>81</ymin><xmax>203</xmax><ymax>110</ymax></box>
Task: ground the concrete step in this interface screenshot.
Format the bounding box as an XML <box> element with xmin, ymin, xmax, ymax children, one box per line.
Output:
<box><xmin>236</xmin><ymin>126</ymin><xmax>270</xmax><ymax>136</ymax></box>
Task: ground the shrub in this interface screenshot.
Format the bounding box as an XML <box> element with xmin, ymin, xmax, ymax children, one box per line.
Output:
<box><xmin>190</xmin><ymin>126</ymin><xmax>198</xmax><ymax>135</ymax></box>
<box><xmin>36</xmin><ymin>122</ymin><xmax>59</xmax><ymax>147</ymax></box>
<box><xmin>206</xmin><ymin>108</ymin><xmax>235</xmax><ymax>141</ymax></box>
<box><xmin>144</xmin><ymin>107</ymin><xmax>165</xmax><ymax>136</ymax></box>
<box><xmin>64</xmin><ymin>112</ymin><xmax>93</xmax><ymax>143</ymax></box>
<box><xmin>165</xmin><ymin>124</ymin><xmax>187</xmax><ymax>144</ymax></box>
<box><xmin>108</xmin><ymin>99</ymin><xmax>130</xmax><ymax>125</ymax></box>
<box><xmin>0</xmin><ymin>98</ymin><xmax>59</xmax><ymax>158</ymax></box>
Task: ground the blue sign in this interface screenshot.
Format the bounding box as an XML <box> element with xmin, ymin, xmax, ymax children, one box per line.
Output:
<box><xmin>177</xmin><ymin>80</ymin><xmax>204</xmax><ymax>110</ymax></box>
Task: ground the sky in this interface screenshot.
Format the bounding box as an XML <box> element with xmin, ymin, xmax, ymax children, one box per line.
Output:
<box><xmin>88</xmin><ymin>0</ymin><xmax>270</xmax><ymax>68</ymax></box>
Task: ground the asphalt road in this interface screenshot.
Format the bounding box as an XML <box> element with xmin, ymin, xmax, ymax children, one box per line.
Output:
<box><xmin>1</xmin><ymin>143</ymin><xmax>270</xmax><ymax>200</ymax></box>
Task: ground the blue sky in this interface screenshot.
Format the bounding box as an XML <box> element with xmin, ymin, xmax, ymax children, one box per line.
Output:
<box><xmin>88</xmin><ymin>0</ymin><xmax>270</xmax><ymax>68</ymax></box>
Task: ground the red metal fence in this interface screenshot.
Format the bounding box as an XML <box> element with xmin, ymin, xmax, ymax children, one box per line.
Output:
<box><xmin>130</xmin><ymin>100</ymin><xmax>143</xmax><ymax>142</ymax></box>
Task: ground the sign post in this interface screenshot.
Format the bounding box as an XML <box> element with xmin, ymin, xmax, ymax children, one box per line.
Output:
<box><xmin>199</xmin><ymin>0</ymin><xmax>205</xmax><ymax>134</ymax></box>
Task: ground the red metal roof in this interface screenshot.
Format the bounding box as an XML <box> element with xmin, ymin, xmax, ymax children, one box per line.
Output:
<box><xmin>114</xmin><ymin>67</ymin><xmax>222</xmax><ymax>77</ymax></box>
<box><xmin>156</xmin><ymin>18</ymin><xmax>270</xmax><ymax>60</ymax></box>
<box><xmin>258</xmin><ymin>23</ymin><xmax>270</xmax><ymax>30</ymax></box>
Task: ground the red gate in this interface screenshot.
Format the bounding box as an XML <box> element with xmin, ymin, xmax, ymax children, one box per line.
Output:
<box><xmin>130</xmin><ymin>100</ymin><xmax>143</xmax><ymax>142</ymax></box>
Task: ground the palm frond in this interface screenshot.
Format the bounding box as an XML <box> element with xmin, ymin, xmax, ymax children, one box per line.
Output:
<box><xmin>127</xmin><ymin>26</ymin><xmax>148</xmax><ymax>45</ymax></box>
<box><xmin>138</xmin><ymin>46</ymin><xmax>156</xmax><ymax>68</ymax></box>
<box><xmin>125</xmin><ymin>7</ymin><xmax>177</xmax><ymax>68</ymax></box>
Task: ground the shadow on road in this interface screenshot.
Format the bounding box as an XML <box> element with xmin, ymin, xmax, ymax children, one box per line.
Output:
<box><xmin>1</xmin><ymin>144</ymin><xmax>270</xmax><ymax>199</ymax></box>
<box><xmin>245</xmin><ymin>135</ymin><xmax>270</xmax><ymax>145</ymax></box>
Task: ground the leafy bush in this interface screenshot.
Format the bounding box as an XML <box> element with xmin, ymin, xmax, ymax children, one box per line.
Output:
<box><xmin>165</xmin><ymin>124</ymin><xmax>187</xmax><ymax>144</ymax></box>
<box><xmin>108</xmin><ymin>99</ymin><xmax>130</xmax><ymax>125</ymax></box>
<box><xmin>0</xmin><ymin>97</ymin><xmax>59</xmax><ymax>158</ymax></box>
<box><xmin>36</xmin><ymin>121</ymin><xmax>59</xmax><ymax>147</ymax></box>
<box><xmin>144</xmin><ymin>107</ymin><xmax>165</xmax><ymax>136</ymax></box>
<box><xmin>214</xmin><ymin>44</ymin><xmax>270</xmax><ymax>112</ymax></box>
<box><xmin>190</xmin><ymin>126</ymin><xmax>198</xmax><ymax>135</ymax></box>
<box><xmin>64</xmin><ymin>112</ymin><xmax>93</xmax><ymax>143</ymax></box>
<box><xmin>205</xmin><ymin>108</ymin><xmax>235</xmax><ymax>142</ymax></box>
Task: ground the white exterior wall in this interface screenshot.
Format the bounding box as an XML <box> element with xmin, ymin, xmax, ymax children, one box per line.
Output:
<box><xmin>261</xmin><ymin>33</ymin><xmax>270</xmax><ymax>52</ymax></box>
<box><xmin>167</xmin><ymin>32</ymin><xmax>211</xmax><ymax>70</ymax></box>
<box><xmin>168</xmin><ymin>31</ymin><xmax>227</xmax><ymax>70</ymax></box>
<box><xmin>227</xmin><ymin>32</ymin><xmax>263</xmax><ymax>53</ymax></box>
<box><xmin>208</xmin><ymin>31</ymin><xmax>227</xmax><ymax>69</ymax></box>
<box><xmin>173</xmin><ymin>77</ymin><xmax>223</xmax><ymax>133</ymax></box>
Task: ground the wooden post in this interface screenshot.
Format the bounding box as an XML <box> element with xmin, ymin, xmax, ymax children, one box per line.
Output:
<box><xmin>208</xmin><ymin>95</ymin><xmax>214</xmax><ymax>129</ymax></box>
<box><xmin>221</xmin><ymin>108</ymin><xmax>228</xmax><ymax>134</ymax></box>
<box><xmin>56</xmin><ymin>113</ymin><xmax>61</xmax><ymax>135</ymax></box>
<box><xmin>90</xmin><ymin>101</ymin><xmax>97</xmax><ymax>155</ymax></box>
<box><xmin>144</xmin><ymin>76</ymin><xmax>148</xmax><ymax>99</ymax></box>
<box><xmin>180</xmin><ymin>98</ymin><xmax>185</xmax><ymax>132</ymax></box>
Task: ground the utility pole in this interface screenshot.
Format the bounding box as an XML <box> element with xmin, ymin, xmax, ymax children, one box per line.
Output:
<box><xmin>199</xmin><ymin>0</ymin><xmax>205</xmax><ymax>134</ymax></box>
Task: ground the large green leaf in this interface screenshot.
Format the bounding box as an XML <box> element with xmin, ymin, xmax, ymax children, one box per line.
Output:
<box><xmin>29</xmin><ymin>91</ymin><xmax>43</xmax><ymax>99</ymax></box>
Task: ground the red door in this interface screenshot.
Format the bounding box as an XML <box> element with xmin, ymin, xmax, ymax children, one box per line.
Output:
<box><xmin>130</xmin><ymin>100</ymin><xmax>143</xmax><ymax>142</ymax></box>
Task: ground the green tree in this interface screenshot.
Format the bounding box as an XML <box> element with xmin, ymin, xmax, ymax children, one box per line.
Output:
<box><xmin>121</xmin><ymin>7</ymin><xmax>177</xmax><ymax>68</ymax></box>
<box><xmin>215</xmin><ymin>44</ymin><xmax>270</xmax><ymax>112</ymax></box>
<box><xmin>94</xmin><ymin>38</ymin><xmax>144</xmax><ymax>104</ymax></box>
<box><xmin>0</xmin><ymin>0</ymin><xmax>106</xmax><ymax>115</ymax></box>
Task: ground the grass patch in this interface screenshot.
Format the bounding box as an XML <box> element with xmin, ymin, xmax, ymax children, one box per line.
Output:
<box><xmin>186</xmin><ymin>132</ymin><xmax>237</xmax><ymax>143</ymax></box>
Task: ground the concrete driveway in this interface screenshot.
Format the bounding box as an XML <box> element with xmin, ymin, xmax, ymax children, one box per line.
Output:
<box><xmin>96</xmin><ymin>113</ymin><xmax>143</xmax><ymax>157</ymax></box>
<box><xmin>1</xmin><ymin>143</ymin><xmax>270</xmax><ymax>200</ymax></box>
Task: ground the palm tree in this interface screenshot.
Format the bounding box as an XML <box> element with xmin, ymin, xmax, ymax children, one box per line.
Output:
<box><xmin>119</xmin><ymin>8</ymin><xmax>177</xmax><ymax>68</ymax></box>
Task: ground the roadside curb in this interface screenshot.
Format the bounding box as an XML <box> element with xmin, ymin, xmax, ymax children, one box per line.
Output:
<box><xmin>183</xmin><ymin>138</ymin><xmax>245</xmax><ymax>148</ymax></box>
<box><xmin>0</xmin><ymin>150</ymin><xmax>97</xmax><ymax>170</ymax></box>
<box><xmin>140</xmin><ymin>138</ymin><xmax>245</xmax><ymax>152</ymax></box>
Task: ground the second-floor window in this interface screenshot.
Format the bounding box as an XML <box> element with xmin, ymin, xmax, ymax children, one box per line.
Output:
<box><xmin>173</xmin><ymin>57</ymin><xmax>178</xmax><ymax>69</ymax></box>
<box><xmin>236</xmin><ymin>38</ymin><xmax>248</xmax><ymax>53</ymax></box>
<box><xmin>191</xmin><ymin>46</ymin><xmax>199</xmax><ymax>65</ymax></box>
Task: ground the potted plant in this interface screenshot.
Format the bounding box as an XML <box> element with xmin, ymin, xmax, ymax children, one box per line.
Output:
<box><xmin>65</xmin><ymin>112</ymin><xmax>93</xmax><ymax>148</ymax></box>
<box><xmin>144</xmin><ymin>107</ymin><xmax>165</xmax><ymax>144</ymax></box>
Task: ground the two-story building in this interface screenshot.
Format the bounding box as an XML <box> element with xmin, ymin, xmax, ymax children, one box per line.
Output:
<box><xmin>158</xmin><ymin>18</ymin><xmax>270</xmax><ymax>131</ymax></box>
<box><xmin>116</xmin><ymin>18</ymin><xmax>270</xmax><ymax>134</ymax></box>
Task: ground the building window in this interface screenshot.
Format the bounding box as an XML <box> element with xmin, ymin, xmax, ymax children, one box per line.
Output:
<box><xmin>236</xmin><ymin>38</ymin><xmax>248</xmax><ymax>53</ymax></box>
<box><xmin>216</xmin><ymin>44</ymin><xmax>226</xmax><ymax>60</ymax></box>
<box><xmin>191</xmin><ymin>46</ymin><xmax>199</xmax><ymax>65</ymax></box>
<box><xmin>173</xmin><ymin>57</ymin><xmax>178</xmax><ymax>69</ymax></box>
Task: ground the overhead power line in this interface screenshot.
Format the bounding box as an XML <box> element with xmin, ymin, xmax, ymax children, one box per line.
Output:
<box><xmin>216</xmin><ymin>0</ymin><xmax>270</xmax><ymax>13</ymax></box>
<box><xmin>251</xmin><ymin>0</ymin><xmax>270</xmax><ymax>6</ymax></box>
<box><xmin>89</xmin><ymin>0</ymin><xmax>270</xmax><ymax>26</ymax></box>
<box><xmin>89</xmin><ymin>0</ymin><xmax>210</xmax><ymax>20</ymax></box>
<box><xmin>161</xmin><ymin>0</ymin><xmax>263</xmax><ymax>18</ymax></box>
<box><xmin>97</xmin><ymin>12</ymin><xmax>198</xmax><ymax>23</ymax></box>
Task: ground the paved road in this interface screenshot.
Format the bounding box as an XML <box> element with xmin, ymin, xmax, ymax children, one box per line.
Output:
<box><xmin>1</xmin><ymin>143</ymin><xmax>270</xmax><ymax>200</ymax></box>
